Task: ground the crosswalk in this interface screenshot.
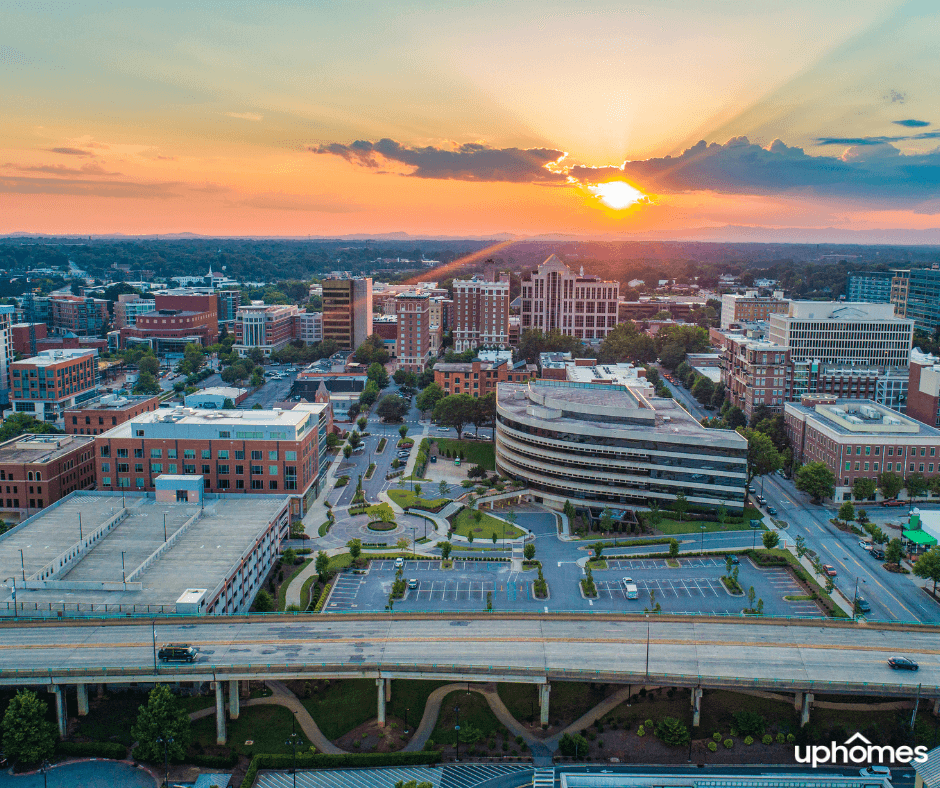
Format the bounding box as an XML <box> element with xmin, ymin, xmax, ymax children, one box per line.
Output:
<box><xmin>255</xmin><ymin>764</ymin><xmax>533</xmax><ymax>788</ymax></box>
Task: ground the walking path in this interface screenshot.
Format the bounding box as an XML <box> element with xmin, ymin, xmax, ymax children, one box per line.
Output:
<box><xmin>544</xmin><ymin>685</ymin><xmax>633</xmax><ymax>749</ymax></box>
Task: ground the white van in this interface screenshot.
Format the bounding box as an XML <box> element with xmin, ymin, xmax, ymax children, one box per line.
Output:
<box><xmin>622</xmin><ymin>577</ymin><xmax>638</xmax><ymax>599</ymax></box>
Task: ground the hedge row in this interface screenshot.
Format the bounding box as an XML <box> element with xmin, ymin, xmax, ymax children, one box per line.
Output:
<box><xmin>57</xmin><ymin>741</ymin><xmax>127</xmax><ymax>759</ymax></box>
<box><xmin>187</xmin><ymin>749</ymin><xmax>238</xmax><ymax>768</ymax></box>
<box><xmin>314</xmin><ymin>582</ymin><xmax>332</xmax><ymax>612</ymax></box>
<box><xmin>240</xmin><ymin>751</ymin><xmax>440</xmax><ymax>788</ymax></box>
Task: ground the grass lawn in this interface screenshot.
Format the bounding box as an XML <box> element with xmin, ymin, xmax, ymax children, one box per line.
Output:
<box><xmin>653</xmin><ymin>518</ymin><xmax>760</xmax><ymax>534</ymax></box>
<box><xmin>451</xmin><ymin>508</ymin><xmax>524</xmax><ymax>540</ymax></box>
<box><xmin>431</xmin><ymin>690</ymin><xmax>508</xmax><ymax>744</ymax></box>
<box><xmin>433</xmin><ymin>438</ymin><xmax>495</xmax><ymax>471</ymax></box>
<box><xmin>276</xmin><ymin>558</ymin><xmax>312</xmax><ymax>611</ymax></box>
<box><xmin>72</xmin><ymin>689</ymin><xmax>147</xmax><ymax>746</ymax></box>
<box><xmin>388</xmin><ymin>489</ymin><xmax>447</xmax><ymax>510</ymax></box>
<box><xmin>387</xmin><ymin>679</ymin><xmax>452</xmax><ymax>727</ymax></box>
<box><xmin>695</xmin><ymin>689</ymin><xmax>798</xmax><ymax>735</ymax></box>
<box><xmin>191</xmin><ymin>704</ymin><xmax>300</xmax><ymax>756</ymax></box>
<box><xmin>498</xmin><ymin>682</ymin><xmax>614</xmax><ymax>727</ymax></box>
<box><xmin>301</xmin><ymin>679</ymin><xmax>377</xmax><ymax>740</ymax></box>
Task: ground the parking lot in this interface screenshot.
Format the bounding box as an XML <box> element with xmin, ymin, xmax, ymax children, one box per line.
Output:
<box><xmin>606</xmin><ymin>558</ymin><xmax>726</xmax><ymax>571</ymax></box>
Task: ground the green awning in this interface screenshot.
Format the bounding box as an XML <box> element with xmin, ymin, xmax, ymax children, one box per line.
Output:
<box><xmin>904</xmin><ymin>529</ymin><xmax>937</xmax><ymax>545</ymax></box>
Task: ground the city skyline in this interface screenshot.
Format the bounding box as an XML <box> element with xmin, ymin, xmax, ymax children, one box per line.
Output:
<box><xmin>2</xmin><ymin>1</ymin><xmax>939</xmax><ymax>239</ymax></box>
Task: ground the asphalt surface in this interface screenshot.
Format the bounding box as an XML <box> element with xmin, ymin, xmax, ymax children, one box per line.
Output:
<box><xmin>2</xmin><ymin>616</ymin><xmax>938</xmax><ymax>695</ymax></box>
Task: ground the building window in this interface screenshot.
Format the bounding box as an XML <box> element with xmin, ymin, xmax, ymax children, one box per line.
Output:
<box><xmin>201</xmin><ymin>449</ymin><xmax>211</xmax><ymax>459</ymax></box>
<box><xmin>236</xmin><ymin>479</ymin><xmax>244</xmax><ymax>489</ymax></box>
<box><xmin>218</xmin><ymin>450</ymin><xmax>229</xmax><ymax>460</ymax></box>
<box><xmin>183</xmin><ymin>449</ymin><xmax>195</xmax><ymax>459</ymax></box>
<box><xmin>235</xmin><ymin>450</ymin><xmax>244</xmax><ymax>460</ymax></box>
<box><xmin>117</xmin><ymin>448</ymin><xmax>128</xmax><ymax>458</ymax></box>
<box><xmin>268</xmin><ymin>451</ymin><xmax>278</xmax><ymax>460</ymax></box>
<box><xmin>135</xmin><ymin>478</ymin><xmax>145</xmax><ymax>488</ymax></box>
<box><xmin>202</xmin><ymin>464</ymin><xmax>210</xmax><ymax>474</ymax></box>
<box><xmin>101</xmin><ymin>477</ymin><xmax>111</xmax><ymax>486</ymax></box>
<box><xmin>251</xmin><ymin>479</ymin><xmax>264</xmax><ymax>490</ymax></box>
<box><xmin>285</xmin><ymin>451</ymin><xmax>297</xmax><ymax>461</ymax></box>
<box><xmin>150</xmin><ymin>449</ymin><xmax>162</xmax><ymax>458</ymax></box>
<box><xmin>151</xmin><ymin>464</ymin><xmax>162</xmax><ymax>474</ymax></box>
<box><xmin>117</xmin><ymin>463</ymin><xmax>129</xmax><ymax>473</ymax></box>
<box><xmin>251</xmin><ymin>450</ymin><xmax>262</xmax><ymax>460</ymax></box>
<box><xmin>184</xmin><ymin>464</ymin><xmax>196</xmax><ymax>474</ymax></box>
<box><xmin>101</xmin><ymin>462</ymin><xmax>110</xmax><ymax>473</ymax></box>
<box><xmin>269</xmin><ymin>465</ymin><xmax>278</xmax><ymax>475</ymax></box>
<box><xmin>168</xmin><ymin>464</ymin><xmax>177</xmax><ymax>474</ymax></box>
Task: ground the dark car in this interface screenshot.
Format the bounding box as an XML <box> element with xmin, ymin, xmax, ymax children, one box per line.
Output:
<box><xmin>871</xmin><ymin>547</ymin><xmax>886</xmax><ymax>560</ymax></box>
<box><xmin>888</xmin><ymin>656</ymin><xmax>919</xmax><ymax>670</ymax></box>
<box><xmin>729</xmin><ymin>555</ymin><xmax>739</xmax><ymax>565</ymax></box>
<box><xmin>407</xmin><ymin>578</ymin><xmax>418</xmax><ymax>590</ymax></box>
<box><xmin>767</xmin><ymin>506</ymin><xmax>778</xmax><ymax>515</ymax></box>
<box><xmin>855</xmin><ymin>597</ymin><xmax>871</xmax><ymax>613</ymax></box>
<box><xmin>158</xmin><ymin>644</ymin><xmax>197</xmax><ymax>663</ymax></box>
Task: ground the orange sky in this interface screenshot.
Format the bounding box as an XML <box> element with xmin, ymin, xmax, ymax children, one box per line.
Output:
<box><xmin>2</xmin><ymin>1</ymin><xmax>939</xmax><ymax>238</ymax></box>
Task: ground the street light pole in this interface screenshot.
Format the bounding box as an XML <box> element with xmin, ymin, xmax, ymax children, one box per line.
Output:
<box><xmin>285</xmin><ymin>713</ymin><xmax>303</xmax><ymax>788</ymax></box>
<box><xmin>155</xmin><ymin>736</ymin><xmax>173</xmax><ymax>787</ymax></box>
<box><xmin>454</xmin><ymin>704</ymin><xmax>461</xmax><ymax>761</ymax></box>
<box><xmin>645</xmin><ymin>615</ymin><xmax>650</xmax><ymax>679</ymax></box>
<box><xmin>700</xmin><ymin>524</ymin><xmax>706</xmax><ymax>554</ymax></box>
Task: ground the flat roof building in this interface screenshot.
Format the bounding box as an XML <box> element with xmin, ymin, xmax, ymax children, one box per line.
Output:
<box><xmin>65</xmin><ymin>393</ymin><xmax>162</xmax><ymax>436</ymax></box>
<box><xmin>184</xmin><ymin>387</ymin><xmax>249</xmax><ymax>409</ymax></box>
<box><xmin>785</xmin><ymin>396</ymin><xmax>940</xmax><ymax>503</ymax></box>
<box><xmin>0</xmin><ymin>433</ymin><xmax>95</xmax><ymax>518</ymax></box>
<box><xmin>496</xmin><ymin>380</ymin><xmax>747</xmax><ymax>515</ymax></box>
<box><xmin>0</xmin><ymin>485</ymin><xmax>290</xmax><ymax>617</ymax></box>
<box><xmin>720</xmin><ymin>290</ymin><xmax>788</xmax><ymax>329</ymax></box>
<box><xmin>11</xmin><ymin>349</ymin><xmax>99</xmax><ymax>423</ymax></box>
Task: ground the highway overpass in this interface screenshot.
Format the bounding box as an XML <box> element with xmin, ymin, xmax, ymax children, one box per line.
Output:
<box><xmin>2</xmin><ymin>613</ymin><xmax>938</xmax><ymax>743</ymax></box>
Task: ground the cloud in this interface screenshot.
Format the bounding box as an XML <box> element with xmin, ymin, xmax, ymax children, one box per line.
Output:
<box><xmin>311</xmin><ymin>138</ymin><xmax>568</xmax><ymax>183</ymax></box>
<box><xmin>225</xmin><ymin>112</ymin><xmax>263</xmax><ymax>122</ymax></box>
<box><xmin>240</xmin><ymin>193</ymin><xmax>363</xmax><ymax>213</ymax></box>
<box><xmin>894</xmin><ymin>119</ymin><xmax>931</xmax><ymax>128</ymax></box>
<box><xmin>816</xmin><ymin>130</ymin><xmax>940</xmax><ymax>145</ymax></box>
<box><xmin>0</xmin><ymin>175</ymin><xmax>181</xmax><ymax>199</ymax></box>
<box><xmin>567</xmin><ymin>137</ymin><xmax>940</xmax><ymax>202</ymax></box>
<box><xmin>886</xmin><ymin>89</ymin><xmax>906</xmax><ymax>104</ymax></box>
<box><xmin>43</xmin><ymin>147</ymin><xmax>94</xmax><ymax>157</ymax></box>
<box><xmin>4</xmin><ymin>162</ymin><xmax>119</xmax><ymax>176</ymax></box>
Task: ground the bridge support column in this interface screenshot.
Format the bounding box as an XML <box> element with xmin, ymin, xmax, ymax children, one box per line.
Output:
<box><xmin>49</xmin><ymin>685</ymin><xmax>67</xmax><ymax>738</ymax></box>
<box><xmin>76</xmin><ymin>683</ymin><xmax>89</xmax><ymax>717</ymax></box>
<box><xmin>691</xmin><ymin>688</ymin><xmax>703</xmax><ymax>727</ymax></box>
<box><xmin>215</xmin><ymin>682</ymin><xmax>226</xmax><ymax>744</ymax></box>
<box><xmin>539</xmin><ymin>683</ymin><xmax>551</xmax><ymax>727</ymax></box>
<box><xmin>229</xmin><ymin>680</ymin><xmax>240</xmax><ymax>720</ymax></box>
<box><xmin>933</xmin><ymin>699</ymin><xmax>940</xmax><ymax>716</ymax></box>
<box><xmin>385</xmin><ymin>678</ymin><xmax>392</xmax><ymax>703</ymax></box>
<box><xmin>800</xmin><ymin>693</ymin><xmax>813</xmax><ymax>728</ymax></box>
<box><xmin>377</xmin><ymin>679</ymin><xmax>387</xmax><ymax>727</ymax></box>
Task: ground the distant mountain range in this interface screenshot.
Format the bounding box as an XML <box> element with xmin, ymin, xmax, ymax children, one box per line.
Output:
<box><xmin>5</xmin><ymin>226</ymin><xmax>940</xmax><ymax>245</ymax></box>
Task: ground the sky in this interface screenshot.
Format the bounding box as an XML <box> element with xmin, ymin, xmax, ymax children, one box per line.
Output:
<box><xmin>2</xmin><ymin>0</ymin><xmax>940</xmax><ymax>239</ymax></box>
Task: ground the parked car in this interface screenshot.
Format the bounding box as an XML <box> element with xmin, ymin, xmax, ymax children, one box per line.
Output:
<box><xmin>883</xmin><ymin>499</ymin><xmax>904</xmax><ymax>507</ymax></box>
<box><xmin>395</xmin><ymin>557</ymin><xmax>404</xmax><ymax>568</ymax></box>
<box><xmin>860</xmin><ymin>767</ymin><xmax>891</xmax><ymax>780</ymax></box>
<box><xmin>855</xmin><ymin>597</ymin><xmax>871</xmax><ymax>613</ymax></box>
<box><xmin>871</xmin><ymin>547</ymin><xmax>886</xmax><ymax>560</ymax></box>
<box><xmin>767</xmin><ymin>506</ymin><xmax>777</xmax><ymax>515</ymax></box>
<box><xmin>747</xmin><ymin>485</ymin><xmax>756</xmax><ymax>494</ymax></box>
<box><xmin>822</xmin><ymin>564</ymin><xmax>837</xmax><ymax>577</ymax></box>
<box><xmin>729</xmin><ymin>555</ymin><xmax>739</xmax><ymax>565</ymax></box>
<box><xmin>888</xmin><ymin>656</ymin><xmax>919</xmax><ymax>671</ymax></box>
<box><xmin>756</xmin><ymin>495</ymin><xmax>766</xmax><ymax>505</ymax></box>
<box><xmin>454</xmin><ymin>458</ymin><xmax>461</xmax><ymax>466</ymax></box>
<box><xmin>407</xmin><ymin>578</ymin><xmax>418</xmax><ymax>590</ymax></box>
<box><xmin>430</xmin><ymin>455</ymin><xmax>437</xmax><ymax>463</ymax></box>
<box><xmin>859</xmin><ymin>540</ymin><xmax>872</xmax><ymax>551</ymax></box>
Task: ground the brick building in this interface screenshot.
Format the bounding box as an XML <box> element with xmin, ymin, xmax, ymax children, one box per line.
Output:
<box><xmin>719</xmin><ymin>290</ymin><xmax>789</xmax><ymax>329</ymax></box>
<box><xmin>49</xmin><ymin>295</ymin><xmax>109</xmax><ymax>337</ymax></box>
<box><xmin>0</xmin><ymin>433</ymin><xmax>96</xmax><ymax>516</ymax></box>
<box><xmin>65</xmin><ymin>393</ymin><xmax>162</xmax><ymax>436</ymax></box>
<box><xmin>907</xmin><ymin>349</ymin><xmax>940</xmax><ymax>429</ymax></box>
<box><xmin>113</xmin><ymin>294</ymin><xmax>156</xmax><ymax>329</ymax></box>
<box><xmin>293</xmin><ymin>311</ymin><xmax>323</xmax><ymax>346</ymax></box>
<box><xmin>784</xmin><ymin>396</ymin><xmax>940</xmax><ymax>503</ymax></box>
<box><xmin>452</xmin><ymin>276</ymin><xmax>509</xmax><ymax>351</ymax></box>
<box><xmin>11</xmin><ymin>349</ymin><xmax>99</xmax><ymax>422</ymax></box>
<box><xmin>396</xmin><ymin>292</ymin><xmax>431</xmax><ymax>372</ymax></box>
<box><xmin>120</xmin><ymin>291</ymin><xmax>219</xmax><ymax>351</ymax></box>
<box><xmin>11</xmin><ymin>323</ymin><xmax>48</xmax><ymax>356</ymax></box>
<box><xmin>95</xmin><ymin>403</ymin><xmax>330</xmax><ymax>518</ymax></box>
<box><xmin>434</xmin><ymin>356</ymin><xmax>533</xmax><ymax>397</ymax></box>
<box><xmin>233</xmin><ymin>304</ymin><xmax>300</xmax><ymax>356</ymax></box>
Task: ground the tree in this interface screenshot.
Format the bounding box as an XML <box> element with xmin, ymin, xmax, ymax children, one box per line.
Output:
<box><xmin>596</xmin><ymin>322</ymin><xmax>656</xmax><ymax>364</ymax></box>
<box><xmin>673</xmin><ymin>492</ymin><xmax>688</xmax><ymax>522</ymax></box>
<box><xmin>399</xmin><ymin>425</ymin><xmax>409</xmax><ymax>439</ymax></box>
<box><xmin>885</xmin><ymin>537</ymin><xmax>905</xmax><ymax>566</ymax></box>
<box><xmin>253</xmin><ymin>589</ymin><xmax>274</xmax><ymax>611</ymax></box>
<box><xmin>138</xmin><ymin>354</ymin><xmax>160</xmax><ymax>376</ymax></box>
<box><xmin>359</xmin><ymin>379</ymin><xmax>380</xmax><ymax>407</ymax></box>
<box><xmin>654</xmin><ymin>716</ymin><xmax>690</xmax><ymax>747</ymax></box>
<box><xmin>852</xmin><ymin>477</ymin><xmax>877</xmax><ymax>502</ymax></box>
<box><xmin>367</xmin><ymin>503</ymin><xmax>396</xmax><ymax>524</ymax></box>
<box><xmin>282</xmin><ymin>547</ymin><xmax>297</xmax><ymax>566</ymax></box>
<box><xmin>367</xmin><ymin>362</ymin><xmax>390</xmax><ymax>389</ymax></box>
<box><xmin>795</xmin><ymin>462</ymin><xmax>835</xmax><ymax>503</ymax></box>
<box><xmin>394</xmin><ymin>781</ymin><xmax>433</xmax><ymax>788</ymax></box>
<box><xmin>472</xmin><ymin>392</ymin><xmax>496</xmax><ymax>434</ymax></box>
<box><xmin>762</xmin><ymin>531</ymin><xmax>780</xmax><ymax>549</ymax></box>
<box><xmin>724</xmin><ymin>406</ymin><xmax>747</xmax><ymax>429</ymax></box>
<box><xmin>838</xmin><ymin>500</ymin><xmax>855</xmax><ymax>525</ymax></box>
<box><xmin>906</xmin><ymin>472</ymin><xmax>929</xmax><ymax>502</ymax></box>
<box><xmin>415</xmin><ymin>483</ymin><xmax>422</xmax><ymax>497</ymax></box>
<box><xmin>343</xmin><ymin>445</ymin><xmax>352</xmax><ymax>459</ymax></box>
<box><xmin>740</xmin><ymin>428</ymin><xmax>782</xmax><ymax>485</ymax></box>
<box><xmin>524</xmin><ymin>543</ymin><xmax>536</xmax><ymax>561</ymax></box>
<box><xmin>856</xmin><ymin>508</ymin><xmax>868</xmax><ymax>525</ymax></box>
<box><xmin>747</xmin><ymin>585</ymin><xmax>756</xmax><ymax>609</ymax></box>
<box><xmin>795</xmin><ymin>534</ymin><xmax>807</xmax><ymax>559</ymax></box>
<box><xmin>491</xmin><ymin>532</ymin><xmax>498</xmax><ymax>545</ymax></box>
<box><xmin>133</xmin><ymin>371</ymin><xmax>161</xmax><ymax>395</ymax></box>
<box><xmin>347</xmin><ymin>538</ymin><xmax>362</xmax><ymax>560</ymax></box>
<box><xmin>914</xmin><ymin>547</ymin><xmax>940</xmax><ymax>595</ymax></box>
<box><xmin>433</xmin><ymin>394</ymin><xmax>476</xmax><ymax>439</ymax></box>
<box><xmin>376</xmin><ymin>394</ymin><xmax>409</xmax><ymax>422</ymax></box>
<box><xmin>558</xmin><ymin>732</ymin><xmax>589</xmax><ymax>757</ymax></box>
<box><xmin>648</xmin><ymin>502</ymin><xmax>662</xmax><ymax>526</ymax></box>
<box><xmin>878</xmin><ymin>471</ymin><xmax>905</xmax><ymax>501</ymax></box>
<box><xmin>930</xmin><ymin>476</ymin><xmax>940</xmax><ymax>499</ymax></box>
<box><xmin>600</xmin><ymin>507</ymin><xmax>613</xmax><ymax>532</ymax></box>
<box><xmin>131</xmin><ymin>685</ymin><xmax>192</xmax><ymax>762</ymax></box>
<box><xmin>393</xmin><ymin>369</ymin><xmax>418</xmax><ymax>388</ymax></box>
<box><xmin>248</xmin><ymin>347</ymin><xmax>265</xmax><ymax>365</ymax></box>
<box><xmin>691</xmin><ymin>375</ymin><xmax>714</xmax><ymax>405</ymax></box>
<box><xmin>2</xmin><ymin>689</ymin><xmax>57</xmax><ymax>765</ymax></box>
<box><xmin>357</xmin><ymin>416</ymin><xmax>368</xmax><ymax>431</ymax></box>
<box><xmin>222</xmin><ymin>397</ymin><xmax>235</xmax><ymax>409</ymax></box>
<box><xmin>710</xmin><ymin>382</ymin><xmax>727</xmax><ymax>409</ymax></box>
<box><xmin>315</xmin><ymin>550</ymin><xmax>330</xmax><ymax>580</ymax></box>
<box><xmin>669</xmin><ymin>538</ymin><xmax>679</xmax><ymax>558</ymax></box>
<box><xmin>416</xmin><ymin>382</ymin><xmax>445</xmax><ymax>414</ymax></box>
<box><xmin>591</xmin><ymin>542</ymin><xmax>604</xmax><ymax>559</ymax></box>
<box><xmin>440</xmin><ymin>541</ymin><xmax>452</xmax><ymax>560</ymax></box>
<box><xmin>395</xmin><ymin>536</ymin><xmax>410</xmax><ymax>551</ymax></box>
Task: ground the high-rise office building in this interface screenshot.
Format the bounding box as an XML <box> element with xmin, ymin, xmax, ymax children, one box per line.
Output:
<box><xmin>322</xmin><ymin>277</ymin><xmax>373</xmax><ymax>351</ymax></box>
<box><xmin>452</xmin><ymin>275</ymin><xmax>509</xmax><ymax>351</ymax></box>
<box><xmin>519</xmin><ymin>255</ymin><xmax>619</xmax><ymax>342</ymax></box>
<box><xmin>891</xmin><ymin>268</ymin><xmax>940</xmax><ymax>334</ymax></box>
<box><xmin>396</xmin><ymin>292</ymin><xmax>430</xmax><ymax>372</ymax></box>
<box><xmin>846</xmin><ymin>271</ymin><xmax>894</xmax><ymax>303</ymax></box>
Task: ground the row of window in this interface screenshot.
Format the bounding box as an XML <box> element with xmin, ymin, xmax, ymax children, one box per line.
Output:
<box><xmin>102</xmin><ymin>446</ymin><xmax>297</xmax><ymax>461</ymax></box>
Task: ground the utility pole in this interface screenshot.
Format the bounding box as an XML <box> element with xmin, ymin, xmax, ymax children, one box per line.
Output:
<box><xmin>645</xmin><ymin>615</ymin><xmax>650</xmax><ymax>678</ymax></box>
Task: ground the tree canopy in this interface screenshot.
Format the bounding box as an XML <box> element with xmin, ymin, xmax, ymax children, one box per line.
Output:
<box><xmin>131</xmin><ymin>685</ymin><xmax>192</xmax><ymax>762</ymax></box>
<box><xmin>794</xmin><ymin>462</ymin><xmax>835</xmax><ymax>503</ymax></box>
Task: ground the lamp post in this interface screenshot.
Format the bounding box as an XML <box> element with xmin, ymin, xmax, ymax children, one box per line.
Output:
<box><xmin>645</xmin><ymin>614</ymin><xmax>651</xmax><ymax>679</ymax></box>
<box><xmin>405</xmin><ymin>706</ymin><xmax>410</xmax><ymax>735</ymax></box>
<box><xmin>700</xmin><ymin>523</ymin><xmax>706</xmax><ymax>554</ymax></box>
<box><xmin>78</xmin><ymin>512</ymin><xmax>83</xmax><ymax>542</ymax></box>
<box><xmin>152</xmin><ymin>620</ymin><xmax>158</xmax><ymax>672</ymax></box>
<box><xmin>155</xmin><ymin>736</ymin><xmax>173</xmax><ymax>788</ymax></box>
<box><xmin>18</xmin><ymin>549</ymin><xmax>25</xmax><ymax>582</ymax></box>
<box><xmin>454</xmin><ymin>704</ymin><xmax>461</xmax><ymax>761</ymax></box>
<box><xmin>121</xmin><ymin>551</ymin><xmax>126</xmax><ymax>586</ymax></box>
<box><xmin>285</xmin><ymin>713</ymin><xmax>303</xmax><ymax>788</ymax></box>
<box><xmin>40</xmin><ymin>760</ymin><xmax>49</xmax><ymax>788</ymax></box>
<box><xmin>3</xmin><ymin>577</ymin><xmax>16</xmax><ymax>620</ymax></box>
<box><xmin>853</xmin><ymin>577</ymin><xmax>866</xmax><ymax>620</ymax></box>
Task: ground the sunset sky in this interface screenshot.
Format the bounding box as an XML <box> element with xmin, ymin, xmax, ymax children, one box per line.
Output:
<box><xmin>2</xmin><ymin>0</ymin><xmax>939</xmax><ymax>238</ymax></box>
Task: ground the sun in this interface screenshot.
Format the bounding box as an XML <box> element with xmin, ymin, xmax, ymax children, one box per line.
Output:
<box><xmin>588</xmin><ymin>181</ymin><xmax>646</xmax><ymax>210</ymax></box>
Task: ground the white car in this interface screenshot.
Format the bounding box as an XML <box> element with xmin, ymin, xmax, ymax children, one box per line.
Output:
<box><xmin>394</xmin><ymin>557</ymin><xmax>404</xmax><ymax>568</ymax></box>
<box><xmin>859</xmin><ymin>540</ymin><xmax>872</xmax><ymax>551</ymax></box>
<box><xmin>622</xmin><ymin>577</ymin><xmax>633</xmax><ymax>587</ymax></box>
<box><xmin>859</xmin><ymin>767</ymin><xmax>891</xmax><ymax>780</ymax></box>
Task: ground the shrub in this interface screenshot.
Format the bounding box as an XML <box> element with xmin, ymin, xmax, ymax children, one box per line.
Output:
<box><xmin>723</xmin><ymin>739</ymin><xmax>734</xmax><ymax>749</ymax></box>
<box><xmin>776</xmin><ymin>732</ymin><xmax>786</xmax><ymax>744</ymax></box>
<box><xmin>732</xmin><ymin>710</ymin><xmax>767</xmax><ymax>737</ymax></box>
<box><xmin>786</xmin><ymin>733</ymin><xmax>796</xmax><ymax>743</ymax></box>
<box><xmin>57</xmin><ymin>741</ymin><xmax>127</xmax><ymax>759</ymax></box>
<box><xmin>762</xmin><ymin>734</ymin><xmax>773</xmax><ymax>745</ymax></box>
<box><xmin>645</xmin><ymin>718</ymin><xmax>653</xmax><ymax>727</ymax></box>
<box><xmin>637</xmin><ymin>725</ymin><xmax>646</xmax><ymax>737</ymax></box>
<box><xmin>707</xmin><ymin>741</ymin><xmax>718</xmax><ymax>752</ymax></box>
<box><xmin>655</xmin><ymin>717</ymin><xmax>691</xmax><ymax>747</ymax></box>
<box><xmin>712</xmin><ymin>732</ymin><xmax>722</xmax><ymax>742</ymax></box>
<box><xmin>744</xmin><ymin>736</ymin><xmax>754</xmax><ymax>745</ymax></box>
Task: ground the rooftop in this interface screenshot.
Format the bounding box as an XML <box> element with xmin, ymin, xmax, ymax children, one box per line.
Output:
<box><xmin>66</xmin><ymin>393</ymin><xmax>159</xmax><ymax>412</ymax></box>
<box><xmin>0</xmin><ymin>490</ymin><xmax>288</xmax><ymax>611</ymax></box>
<box><xmin>780</xmin><ymin>301</ymin><xmax>905</xmax><ymax>321</ymax></box>
<box><xmin>14</xmin><ymin>349</ymin><xmax>96</xmax><ymax>366</ymax></box>
<box><xmin>0</xmin><ymin>434</ymin><xmax>95</xmax><ymax>464</ymax></box>
<box><xmin>786</xmin><ymin>398</ymin><xmax>940</xmax><ymax>437</ymax></box>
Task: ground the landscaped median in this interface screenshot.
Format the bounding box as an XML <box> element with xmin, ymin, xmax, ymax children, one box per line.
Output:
<box><xmin>388</xmin><ymin>489</ymin><xmax>448</xmax><ymax>512</ymax></box>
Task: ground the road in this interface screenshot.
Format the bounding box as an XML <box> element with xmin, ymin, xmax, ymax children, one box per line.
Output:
<box><xmin>1</xmin><ymin>615</ymin><xmax>939</xmax><ymax>695</ymax></box>
<box><xmin>658</xmin><ymin>370</ymin><xmax>710</xmax><ymax>422</ymax></box>
<box><xmin>759</xmin><ymin>473</ymin><xmax>940</xmax><ymax>624</ymax></box>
